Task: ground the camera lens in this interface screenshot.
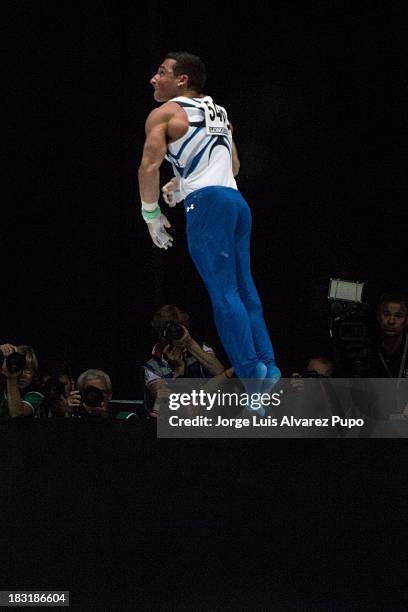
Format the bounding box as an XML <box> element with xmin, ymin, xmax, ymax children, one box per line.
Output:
<box><xmin>81</xmin><ymin>385</ymin><xmax>105</xmax><ymax>408</ymax></box>
<box><xmin>6</xmin><ymin>352</ymin><xmax>26</xmax><ymax>373</ymax></box>
<box><xmin>162</xmin><ymin>321</ymin><xmax>184</xmax><ymax>342</ymax></box>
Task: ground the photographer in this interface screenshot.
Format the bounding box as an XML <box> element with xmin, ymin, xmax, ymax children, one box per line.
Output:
<box><xmin>0</xmin><ymin>344</ymin><xmax>44</xmax><ymax>417</ymax></box>
<box><xmin>290</xmin><ymin>355</ymin><xmax>335</xmax><ymax>402</ymax></box>
<box><xmin>67</xmin><ymin>369</ymin><xmax>138</xmax><ymax>420</ymax></box>
<box><xmin>39</xmin><ymin>358</ymin><xmax>75</xmax><ymax>418</ymax></box>
<box><xmin>143</xmin><ymin>305</ymin><xmax>229</xmax><ymax>417</ymax></box>
<box><xmin>285</xmin><ymin>354</ymin><xmax>348</xmax><ymax>426</ymax></box>
<box><xmin>67</xmin><ymin>369</ymin><xmax>112</xmax><ymax>419</ymax></box>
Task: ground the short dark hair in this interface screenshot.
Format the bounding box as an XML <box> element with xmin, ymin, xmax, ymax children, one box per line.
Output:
<box><xmin>378</xmin><ymin>293</ymin><xmax>408</xmax><ymax>309</ymax></box>
<box><xmin>165</xmin><ymin>51</ymin><xmax>206</xmax><ymax>92</ymax></box>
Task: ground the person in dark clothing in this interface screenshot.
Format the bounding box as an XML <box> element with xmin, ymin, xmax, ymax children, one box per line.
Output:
<box><xmin>367</xmin><ymin>293</ymin><xmax>408</xmax><ymax>379</ymax></box>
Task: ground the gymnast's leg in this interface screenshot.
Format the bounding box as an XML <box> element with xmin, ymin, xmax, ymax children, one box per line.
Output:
<box><xmin>185</xmin><ymin>187</ymin><xmax>263</xmax><ymax>379</ymax></box>
<box><xmin>234</xmin><ymin>191</ymin><xmax>281</xmax><ymax>383</ymax></box>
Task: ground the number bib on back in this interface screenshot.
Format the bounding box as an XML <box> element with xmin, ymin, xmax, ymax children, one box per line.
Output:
<box><xmin>201</xmin><ymin>96</ymin><xmax>230</xmax><ymax>136</ymax></box>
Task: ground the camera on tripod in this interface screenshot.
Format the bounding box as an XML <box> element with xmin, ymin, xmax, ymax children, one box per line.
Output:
<box><xmin>328</xmin><ymin>278</ymin><xmax>371</xmax><ymax>376</ymax></box>
<box><xmin>328</xmin><ymin>278</ymin><xmax>370</xmax><ymax>342</ymax></box>
<box><xmin>329</xmin><ymin>301</ymin><xmax>371</xmax><ymax>344</ymax></box>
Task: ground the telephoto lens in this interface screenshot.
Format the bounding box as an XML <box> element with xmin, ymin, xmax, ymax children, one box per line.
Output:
<box><xmin>6</xmin><ymin>352</ymin><xmax>26</xmax><ymax>373</ymax></box>
<box><xmin>72</xmin><ymin>385</ymin><xmax>108</xmax><ymax>421</ymax></box>
<box><xmin>162</xmin><ymin>321</ymin><xmax>185</xmax><ymax>342</ymax></box>
<box><xmin>81</xmin><ymin>385</ymin><xmax>105</xmax><ymax>408</ymax></box>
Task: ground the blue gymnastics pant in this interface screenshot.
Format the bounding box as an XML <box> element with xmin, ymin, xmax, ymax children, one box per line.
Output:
<box><xmin>184</xmin><ymin>186</ymin><xmax>276</xmax><ymax>379</ymax></box>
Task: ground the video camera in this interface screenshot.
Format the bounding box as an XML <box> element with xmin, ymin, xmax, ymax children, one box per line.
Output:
<box><xmin>328</xmin><ymin>278</ymin><xmax>372</xmax><ymax>376</ymax></box>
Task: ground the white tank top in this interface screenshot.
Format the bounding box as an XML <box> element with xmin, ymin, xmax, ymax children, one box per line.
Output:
<box><xmin>165</xmin><ymin>95</ymin><xmax>237</xmax><ymax>199</ymax></box>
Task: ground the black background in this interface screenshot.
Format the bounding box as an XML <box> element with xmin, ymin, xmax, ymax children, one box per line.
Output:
<box><xmin>2</xmin><ymin>2</ymin><xmax>406</xmax><ymax>396</ymax></box>
<box><xmin>1</xmin><ymin>3</ymin><xmax>407</xmax><ymax>609</ymax></box>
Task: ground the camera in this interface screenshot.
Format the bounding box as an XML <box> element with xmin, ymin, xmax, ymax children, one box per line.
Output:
<box><xmin>81</xmin><ymin>385</ymin><xmax>105</xmax><ymax>409</ymax></box>
<box><xmin>71</xmin><ymin>385</ymin><xmax>107</xmax><ymax>420</ymax></box>
<box><xmin>161</xmin><ymin>320</ymin><xmax>185</xmax><ymax>343</ymax></box>
<box><xmin>42</xmin><ymin>377</ymin><xmax>66</xmax><ymax>401</ymax></box>
<box><xmin>328</xmin><ymin>282</ymin><xmax>372</xmax><ymax>377</ymax></box>
<box><xmin>330</xmin><ymin>300</ymin><xmax>371</xmax><ymax>344</ymax></box>
<box><xmin>41</xmin><ymin>377</ymin><xmax>67</xmax><ymax>417</ymax></box>
<box><xmin>0</xmin><ymin>350</ymin><xmax>27</xmax><ymax>373</ymax></box>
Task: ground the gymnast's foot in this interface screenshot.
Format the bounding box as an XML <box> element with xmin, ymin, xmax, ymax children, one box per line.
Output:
<box><xmin>244</xmin><ymin>361</ymin><xmax>268</xmax><ymax>417</ymax></box>
<box><xmin>265</xmin><ymin>364</ymin><xmax>281</xmax><ymax>387</ymax></box>
<box><xmin>251</xmin><ymin>361</ymin><xmax>267</xmax><ymax>380</ymax></box>
<box><xmin>260</xmin><ymin>364</ymin><xmax>281</xmax><ymax>401</ymax></box>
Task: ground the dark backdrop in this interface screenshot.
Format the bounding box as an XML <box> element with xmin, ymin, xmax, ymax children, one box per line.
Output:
<box><xmin>2</xmin><ymin>4</ymin><xmax>408</xmax><ymax>610</ymax></box>
<box><xmin>2</xmin><ymin>2</ymin><xmax>406</xmax><ymax>397</ymax></box>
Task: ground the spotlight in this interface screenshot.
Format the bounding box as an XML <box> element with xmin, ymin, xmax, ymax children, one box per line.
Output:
<box><xmin>328</xmin><ymin>278</ymin><xmax>364</xmax><ymax>303</ymax></box>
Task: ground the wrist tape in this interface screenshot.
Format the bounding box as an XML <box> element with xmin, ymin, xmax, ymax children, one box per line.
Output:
<box><xmin>141</xmin><ymin>201</ymin><xmax>161</xmax><ymax>221</ymax></box>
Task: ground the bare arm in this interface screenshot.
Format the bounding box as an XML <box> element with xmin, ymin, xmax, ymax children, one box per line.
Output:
<box><xmin>171</xmin><ymin>326</ymin><xmax>225</xmax><ymax>376</ymax></box>
<box><xmin>185</xmin><ymin>340</ymin><xmax>225</xmax><ymax>376</ymax></box>
<box><xmin>1</xmin><ymin>347</ymin><xmax>32</xmax><ymax>417</ymax></box>
<box><xmin>138</xmin><ymin>105</ymin><xmax>176</xmax><ymax>249</ymax></box>
<box><xmin>6</xmin><ymin>377</ymin><xmax>33</xmax><ymax>417</ymax></box>
<box><xmin>138</xmin><ymin>107</ymin><xmax>169</xmax><ymax>203</ymax></box>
